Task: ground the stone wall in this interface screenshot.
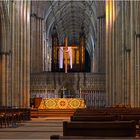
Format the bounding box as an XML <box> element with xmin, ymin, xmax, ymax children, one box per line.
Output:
<box><xmin>31</xmin><ymin>72</ymin><xmax>106</xmax><ymax>107</ymax></box>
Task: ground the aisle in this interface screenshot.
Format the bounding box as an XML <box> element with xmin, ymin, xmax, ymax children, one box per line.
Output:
<box><xmin>0</xmin><ymin>117</ymin><xmax>69</xmax><ymax>139</ymax></box>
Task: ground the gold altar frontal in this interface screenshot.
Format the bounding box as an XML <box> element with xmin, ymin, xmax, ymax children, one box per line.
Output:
<box><xmin>38</xmin><ymin>98</ymin><xmax>86</xmax><ymax>109</ymax></box>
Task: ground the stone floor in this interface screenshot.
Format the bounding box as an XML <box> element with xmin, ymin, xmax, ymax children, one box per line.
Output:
<box><xmin>0</xmin><ymin>117</ymin><xmax>138</xmax><ymax>140</ymax></box>
<box><xmin>0</xmin><ymin>117</ymin><xmax>70</xmax><ymax>140</ymax></box>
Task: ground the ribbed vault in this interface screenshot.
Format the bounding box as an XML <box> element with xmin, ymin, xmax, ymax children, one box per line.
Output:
<box><xmin>31</xmin><ymin>0</ymin><xmax>105</xmax><ymax>56</ymax></box>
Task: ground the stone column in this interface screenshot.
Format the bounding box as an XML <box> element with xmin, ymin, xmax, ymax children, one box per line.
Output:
<box><xmin>10</xmin><ymin>0</ymin><xmax>30</xmax><ymax>107</ymax></box>
<box><xmin>132</xmin><ymin>1</ymin><xmax>140</xmax><ymax>107</ymax></box>
<box><xmin>0</xmin><ymin>1</ymin><xmax>11</xmax><ymax>106</ymax></box>
<box><xmin>26</xmin><ymin>0</ymin><xmax>31</xmax><ymax>108</ymax></box>
<box><xmin>97</xmin><ymin>15</ymin><xmax>105</xmax><ymax>73</ymax></box>
<box><xmin>106</xmin><ymin>0</ymin><xmax>114</xmax><ymax>106</ymax></box>
<box><xmin>30</xmin><ymin>14</ymin><xmax>36</xmax><ymax>73</ymax></box>
<box><xmin>42</xmin><ymin>27</ymin><xmax>47</xmax><ymax>71</ymax></box>
<box><xmin>106</xmin><ymin>0</ymin><xmax>140</xmax><ymax>107</ymax></box>
<box><xmin>30</xmin><ymin>14</ymin><xmax>43</xmax><ymax>73</ymax></box>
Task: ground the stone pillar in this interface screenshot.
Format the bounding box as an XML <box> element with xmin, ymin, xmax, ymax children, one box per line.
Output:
<box><xmin>42</xmin><ymin>22</ymin><xmax>48</xmax><ymax>72</ymax></box>
<box><xmin>30</xmin><ymin>13</ymin><xmax>43</xmax><ymax>73</ymax></box>
<box><xmin>10</xmin><ymin>0</ymin><xmax>30</xmax><ymax>107</ymax></box>
<box><xmin>97</xmin><ymin>15</ymin><xmax>105</xmax><ymax>73</ymax></box>
<box><xmin>0</xmin><ymin>1</ymin><xmax>11</xmax><ymax>106</ymax></box>
<box><xmin>30</xmin><ymin>14</ymin><xmax>36</xmax><ymax>73</ymax></box>
<box><xmin>106</xmin><ymin>0</ymin><xmax>113</xmax><ymax>106</ymax></box>
<box><xmin>106</xmin><ymin>0</ymin><xmax>140</xmax><ymax>107</ymax></box>
<box><xmin>131</xmin><ymin>1</ymin><xmax>140</xmax><ymax>107</ymax></box>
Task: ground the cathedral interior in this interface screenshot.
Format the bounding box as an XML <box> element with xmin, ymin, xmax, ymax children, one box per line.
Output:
<box><xmin>0</xmin><ymin>0</ymin><xmax>140</xmax><ymax>139</ymax></box>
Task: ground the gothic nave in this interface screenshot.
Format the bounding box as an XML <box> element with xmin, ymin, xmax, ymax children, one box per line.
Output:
<box><xmin>0</xmin><ymin>0</ymin><xmax>140</xmax><ymax>139</ymax></box>
<box><xmin>0</xmin><ymin>0</ymin><xmax>140</xmax><ymax>108</ymax></box>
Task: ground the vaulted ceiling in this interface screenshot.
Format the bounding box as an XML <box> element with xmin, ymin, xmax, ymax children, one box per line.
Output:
<box><xmin>31</xmin><ymin>0</ymin><xmax>105</xmax><ymax>55</ymax></box>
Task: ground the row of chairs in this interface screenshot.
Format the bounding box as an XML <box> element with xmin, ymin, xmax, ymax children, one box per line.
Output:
<box><xmin>0</xmin><ymin>108</ymin><xmax>30</xmax><ymax>128</ymax></box>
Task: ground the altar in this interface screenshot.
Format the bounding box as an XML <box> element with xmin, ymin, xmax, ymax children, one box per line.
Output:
<box><xmin>38</xmin><ymin>98</ymin><xmax>86</xmax><ymax>109</ymax></box>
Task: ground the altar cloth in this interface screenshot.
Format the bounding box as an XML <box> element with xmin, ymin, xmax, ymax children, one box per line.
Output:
<box><xmin>38</xmin><ymin>98</ymin><xmax>86</xmax><ymax>109</ymax></box>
